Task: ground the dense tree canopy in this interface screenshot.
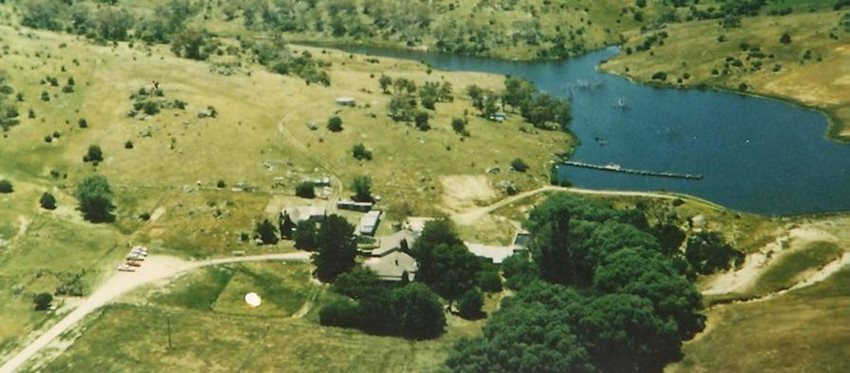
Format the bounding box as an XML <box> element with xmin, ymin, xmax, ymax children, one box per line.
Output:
<box><xmin>312</xmin><ymin>214</ymin><xmax>357</xmax><ymax>282</ymax></box>
<box><xmin>76</xmin><ymin>175</ymin><xmax>115</xmax><ymax>223</ymax></box>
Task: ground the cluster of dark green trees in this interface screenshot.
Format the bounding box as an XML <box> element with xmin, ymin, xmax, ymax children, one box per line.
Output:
<box><xmin>445</xmin><ymin>193</ymin><xmax>742</xmax><ymax>372</ymax></box>
<box><xmin>17</xmin><ymin>1</ymin><xmax>330</xmax><ymax>85</ymax></box>
<box><xmin>467</xmin><ymin>77</ymin><xmax>572</xmax><ymax>130</ymax></box>
<box><xmin>382</xmin><ymin>75</ymin><xmax>452</xmax><ymax>126</ymax></box>
<box><xmin>319</xmin><ymin>219</ymin><xmax>503</xmax><ymax>339</ymax></box>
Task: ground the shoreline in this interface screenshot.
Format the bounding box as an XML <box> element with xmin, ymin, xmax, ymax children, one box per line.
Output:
<box><xmin>291</xmin><ymin>37</ymin><xmax>848</xmax><ymax>144</ymax></box>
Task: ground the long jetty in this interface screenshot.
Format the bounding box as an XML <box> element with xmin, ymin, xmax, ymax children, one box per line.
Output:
<box><xmin>562</xmin><ymin>161</ymin><xmax>703</xmax><ymax>180</ymax></box>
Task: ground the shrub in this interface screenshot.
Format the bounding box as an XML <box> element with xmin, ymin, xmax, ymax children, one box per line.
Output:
<box><xmin>255</xmin><ymin>219</ymin><xmax>279</xmax><ymax>245</ymax></box>
<box><xmin>511</xmin><ymin>158</ymin><xmax>529</xmax><ymax>172</ymax></box>
<box><xmin>124</xmin><ymin>140</ymin><xmax>134</xmax><ymax>149</ymax></box>
<box><xmin>0</xmin><ymin>179</ymin><xmax>13</xmax><ymax>193</ymax></box>
<box><xmin>327</xmin><ymin>116</ymin><xmax>343</xmax><ymax>132</ymax></box>
<box><xmin>451</xmin><ymin>117</ymin><xmax>466</xmax><ymax>134</ymax></box>
<box><xmin>295</xmin><ymin>181</ymin><xmax>316</xmax><ymax>198</ymax></box>
<box><xmin>457</xmin><ymin>288</ymin><xmax>484</xmax><ymax>319</ymax></box>
<box><xmin>40</xmin><ymin>91</ymin><xmax>50</xmax><ymax>101</ymax></box>
<box><xmin>779</xmin><ymin>33</ymin><xmax>792</xmax><ymax>44</ymax></box>
<box><xmin>33</xmin><ymin>292</ymin><xmax>53</xmax><ymax>311</ymax></box>
<box><xmin>414</xmin><ymin>111</ymin><xmax>430</xmax><ymax>131</ymax></box>
<box><xmin>40</xmin><ymin>192</ymin><xmax>57</xmax><ymax>210</ymax></box>
<box><xmin>651</xmin><ymin>71</ymin><xmax>668</xmax><ymax>81</ymax></box>
<box><xmin>216</xmin><ymin>180</ymin><xmax>226</xmax><ymax>188</ymax></box>
<box><xmin>352</xmin><ymin>144</ymin><xmax>373</xmax><ymax>161</ymax></box>
<box><xmin>85</xmin><ymin>145</ymin><xmax>103</xmax><ymax>163</ymax></box>
<box><xmin>78</xmin><ymin>118</ymin><xmax>88</xmax><ymax>128</ymax></box>
<box><xmin>319</xmin><ymin>299</ymin><xmax>361</xmax><ymax>328</ymax></box>
<box><xmin>477</xmin><ymin>269</ymin><xmax>503</xmax><ymax>293</ymax></box>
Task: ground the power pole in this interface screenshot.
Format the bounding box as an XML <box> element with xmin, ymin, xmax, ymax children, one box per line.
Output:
<box><xmin>167</xmin><ymin>316</ymin><xmax>173</xmax><ymax>350</ymax></box>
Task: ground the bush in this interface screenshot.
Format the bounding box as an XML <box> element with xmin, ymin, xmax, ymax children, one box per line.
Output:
<box><xmin>477</xmin><ymin>269</ymin><xmax>503</xmax><ymax>293</ymax></box>
<box><xmin>0</xmin><ymin>179</ymin><xmax>13</xmax><ymax>193</ymax></box>
<box><xmin>779</xmin><ymin>33</ymin><xmax>792</xmax><ymax>44</ymax></box>
<box><xmin>124</xmin><ymin>140</ymin><xmax>134</xmax><ymax>149</ymax></box>
<box><xmin>651</xmin><ymin>71</ymin><xmax>668</xmax><ymax>81</ymax></box>
<box><xmin>40</xmin><ymin>192</ymin><xmax>57</xmax><ymax>210</ymax></box>
<box><xmin>451</xmin><ymin>117</ymin><xmax>466</xmax><ymax>135</ymax></box>
<box><xmin>255</xmin><ymin>219</ymin><xmax>279</xmax><ymax>245</ymax></box>
<box><xmin>511</xmin><ymin>158</ymin><xmax>529</xmax><ymax>172</ymax></box>
<box><xmin>351</xmin><ymin>175</ymin><xmax>373</xmax><ymax>202</ymax></box>
<box><xmin>319</xmin><ymin>299</ymin><xmax>361</xmax><ymax>328</ymax></box>
<box><xmin>295</xmin><ymin>181</ymin><xmax>316</xmax><ymax>198</ymax></box>
<box><xmin>293</xmin><ymin>219</ymin><xmax>319</xmax><ymax>250</ymax></box>
<box><xmin>33</xmin><ymin>292</ymin><xmax>53</xmax><ymax>311</ymax></box>
<box><xmin>414</xmin><ymin>111</ymin><xmax>430</xmax><ymax>131</ymax></box>
<box><xmin>457</xmin><ymin>288</ymin><xmax>484</xmax><ymax>319</ymax></box>
<box><xmin>85</xmin><ymin>145</ymin><xmax>103</xmax><ymax>163</ymax></box>
<box><xmin>352</xmin><ymin>144</ymin><xmax>373</xmax><ymax>161</ymax></box>
<box><xmin>40</xmin><ymin>91</ymin><xmax>50</xmax><ymax>101</ymax></box>
<box><xmin>216</xmin><ymin>180</ymin><xmax>226</xmax><ymax>188</ymax></box>
<box><xmin>327</xmin><ymin>116</ymin><xmax>343</xmax><ymax>132</ymax></box>
<box><xmin>78</xmin><ymin>118</ymin><xmax>88</xmax><ymax>128</ymax></box>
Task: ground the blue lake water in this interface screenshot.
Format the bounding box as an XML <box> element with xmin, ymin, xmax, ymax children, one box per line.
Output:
<box><xmin>337</xmin><ymin>46</ymin><xmax>850</xmax><ymax>215</ymax></box>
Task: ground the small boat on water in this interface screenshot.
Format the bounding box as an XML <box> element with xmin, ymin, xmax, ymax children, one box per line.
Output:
<box><xmin>604</xmin><ymin>163</ymin><xmax>622</xmax><ymax>171</ymax></box>
<box><xmin>614</xmin><ymin>97</ymin><xmax>629</xmax><ymax>109</ymax></box>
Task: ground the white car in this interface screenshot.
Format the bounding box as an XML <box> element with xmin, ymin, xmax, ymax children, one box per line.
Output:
<box><xmin>117</xmin><ymin>264</ymin><xmax>136</xmax><ymax>272</ymax></box>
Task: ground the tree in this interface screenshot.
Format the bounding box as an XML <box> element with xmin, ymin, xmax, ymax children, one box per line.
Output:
<box><xmin>451</xmin><ymin>117</ymin><xmax>466</xmax><ymax>135</ymax></box>
<box><xmin>511</xmin><ymin>158</ymin><xmax>529</xmax><ymax>172</ymax></box>
<box><xmin>33</xmin><ymin>292</ymin><xmax>53</xmax><ymax>311</ymax></box>
<box><xmin>78</xmin><ymin>118</ymin><xmax>88</xmax><ymax>128</ymax></box>
<box><xmin>170</xmin><ymin>28</ymin><xmax>211</xmax><ymax>60</ymax></box>
<box><xmin>520</xmin><ymin>93</ymin><xmax>571</xmax><ymax>129</ymax></box>
<box><xmin>327</xmin><ymin>116</ymin><xmax>343</xmax><ymax>132</ymax></box>
<box><xmin>332</xmin><ymin>267</ymin><xmax>383</xmax><ymax>300</ymax></box>
<box><xmin>124</xmin><ymin>140</ymin><xmax>134</xmax><ymax>149</ymax></box>
<box><xmin>388</xmin><ymin>94</ymin><xmax>416</xmax><ymax>121</ymax></box>
<box><xmin>39</xmin><ymin>192</ymin><xmax>56</xmax><ymax>210</ymax></box>
<box><xmin>351</xmin><ymin>144</ymin><xmax>373</xmax><ymax>161</ymax></box>
<box><xmin>685</xmin><ymin>231</ymin><xmax>744</xmax><ymax>275</ymax></box>
<box><xmin>412</xmin><ymin>219</ymin><xmax>464</xmax><ymax>284</ymax></box>
<box><xmin>503</xmin><ymin>76</ymin><xmax>535</xmax><ymax>109</ymax></box>
<box><xmin>593</xmin><ymin>248</ymin><xmax>705</xmax><ymax>340</ymax></box>
<box><xmin>76</xmin><ymin>175</ymin><xmax>115</xmax><ymax>223</ymax></box>
<box><xmin>446</xmin><ymin>286</ymin><xmax>594</xmax><ymax>373</ymax></box>
<box><xmin>255</xmin><ymin>219</ymin><xmax>279</xmax><ymax>245</ymax></box>
<box><xmin>573</xmin><ymin>293</ymin><xmax>681</xmax><ymax>373</ymax></box>
<box><xmin>85</xmin><ymin>145</ymin><xmax>103</xmax><ymax>163</ymax></box>
<box><xmin>424</xmin><ymin>243</ymin><xmax>480</xmax><ymax>305</ymax></box>
<box><xmin>95</xmin><ymin>7</ymin><xmax>134</xmax><ymax>41</ymax></box>
<box><xmin>295</xmin><ymin>181</ymin><xmax>316</xmax><ymax>198</ymax></box>
<box><xmin>476</xmin><ymin>268</ymin><xmax>503</xmax><ymax>293</ymax></box>
<box><xmin>293</xmin><ymin>219</ymin><xmax>318</xmax><ymax>250</ymax></box>
<box><xmin>350</xmin><ymin>175</ymin><xmax>372</xmax><ymax>202</ymax></box>
<box><xmin>414</xmin><ymin>111</ymin><xmax>430</xmax><ymax>131</ymax></box>
<box><xmin>391</xmin><ymin>283</ymin><xmax>446</xmax><ymax>340</ymax></box>
<box><xmin>779</xmin><ymin>32</ymin><xmax>792</xmax><ymax>44</ymax></box>
<box><xmin>313</xmin><ymin>215</ymin><xmax>357</xmax><ymax>282</ymax></box>
<box><xmin>501</xmin><ymin>250</ymin><xmax>539</xmax><ymax>290</ymax></box>
<box><xmin>378</xmin><ymin>75</ymin><xmax>393</xmax><ymax>93</ymax></box>
<box><xmin>0</xmin><ymin>179</ymin><xmax>12</xmax><ymax>193</ymax></box>
<box><xmin>419</xmin><ymin>82</ymin><xmax>439</xmax><ymax>110</ymax></box>
<box><xmin>458</xmin><ymin>288</ymin><xmax>484</xmax><ymax>319</ymax></box>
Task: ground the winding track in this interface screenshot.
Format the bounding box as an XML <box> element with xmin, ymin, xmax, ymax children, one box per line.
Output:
<box><xmin>0</xmin><ymin>252</ymin><xmax>311</xmax><ymax>373</ymax></box>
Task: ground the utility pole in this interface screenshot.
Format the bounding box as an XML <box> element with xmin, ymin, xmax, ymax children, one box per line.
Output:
<box><xmin>166</xmin><ymin>316</ymin><xmax>173</xmax><ymax>350</ymax></box>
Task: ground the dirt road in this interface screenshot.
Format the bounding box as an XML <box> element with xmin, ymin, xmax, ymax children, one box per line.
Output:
<box><xmin>0</xmin><ymin>252</ymin><xmax>311</xmax><ymax>373</ymax></box>
<box><xmin>451</xmin><ymin>186</ymin><xmax>682</xmax><ymax>225</ymax></box>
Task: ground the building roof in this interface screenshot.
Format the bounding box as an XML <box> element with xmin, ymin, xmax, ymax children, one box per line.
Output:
<box><xmin>363</xmin><ymin>251</ymin><xmax>418</xmax><ymax>281</ymax></box>
<box><xmin>359</xmin><ymin>210</ymin><xmax>382</xmax><ymax>236</ymax></box>
<box><xmin>282</xmin><ymin>206</ymin><xmax>326</xmax><ymax>224</ymax></box>
<box><xmin>465</xmin><ymin>242</ymin><xmax>519</xmax><ymax>264</ymax></box>
<box><xmin>373</xmin><ymin>230</ymin><xmax>417</xmax><ymax>257</ymax></box>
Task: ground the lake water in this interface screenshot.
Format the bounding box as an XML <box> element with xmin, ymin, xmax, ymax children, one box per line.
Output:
<box><xmin>336</xmin><ymin>46</ymin><xmax>850</xmax><ymax>215</ymax></box>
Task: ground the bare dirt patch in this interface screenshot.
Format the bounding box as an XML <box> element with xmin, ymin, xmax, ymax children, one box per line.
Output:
<box><xmin>440</xmin><ymin>175</ymin><xmax>498</xmax><ymax>213</ymax></box>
